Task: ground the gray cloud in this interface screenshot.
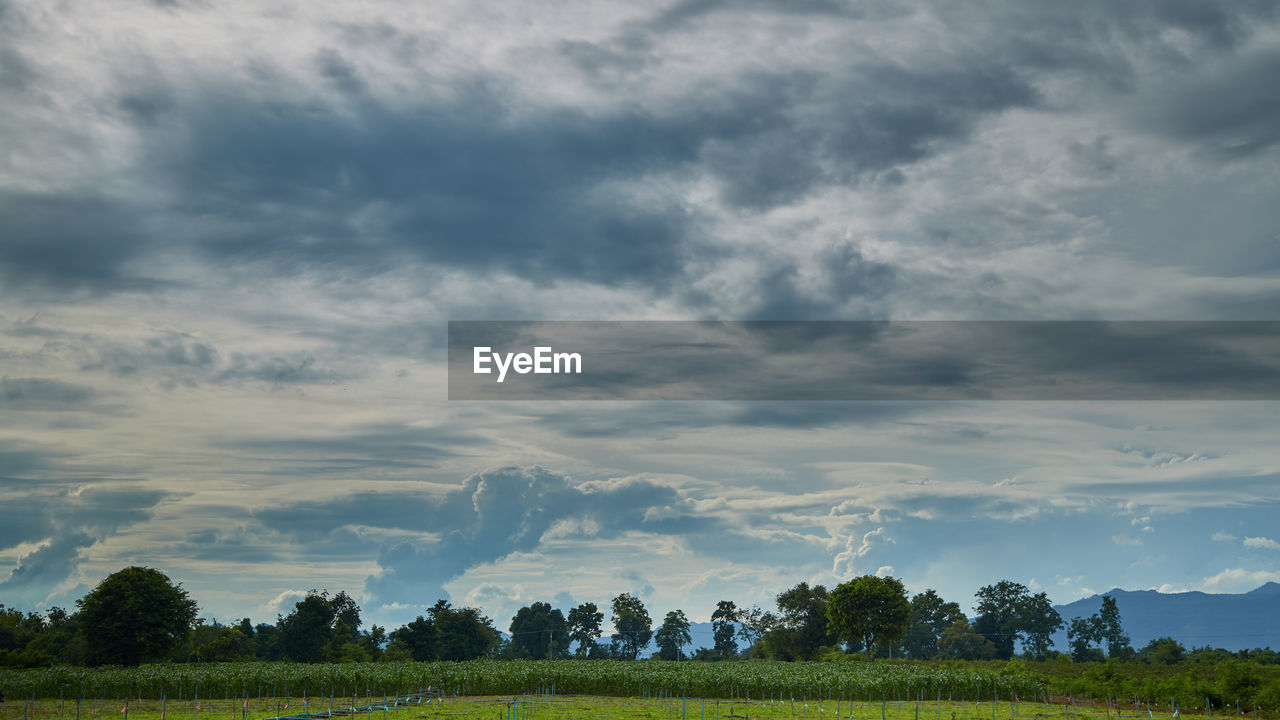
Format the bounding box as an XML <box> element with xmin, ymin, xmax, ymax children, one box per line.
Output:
<box><xmin>254</xmin><ymin>466</ymin><xmax>709</xmax><ymax>606</ymax></box>
<box><xmin>1</xmin><ymin>377</ymin><xmax>98</xmax><ymax>411</ymax></box>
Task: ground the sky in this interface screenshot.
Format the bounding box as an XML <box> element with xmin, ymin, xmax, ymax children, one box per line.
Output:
<box><xmin>2</xmin><ymin>0</ymin><xmax>1280</xmax><ymax>641</ymax></box>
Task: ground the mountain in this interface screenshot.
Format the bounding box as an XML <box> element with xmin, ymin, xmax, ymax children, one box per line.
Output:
<box><xmin>1051</xmin><ymin>582</ymin><xmax>1280</xmax><ymax>652</ymax></box>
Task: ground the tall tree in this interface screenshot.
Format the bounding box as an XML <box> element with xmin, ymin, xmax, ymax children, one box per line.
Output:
<box><xmin>1020</xmin><ymin>591</ymin><xmax>1064</xmax><ymax>659</ymax></box>
<box><xmin>429</xmin><ymin>600</ymin><xmax>500</xmax><ymax>660</ymax></box>
<box><xmin>735</xmin><ymin>605</ymin><xmax>776</xmax><ymax>652</ymax></box>
<box><xmin>1097</xmin><ymin>595</ymin><xmax>1131</xmax><ymax>658</ymax></box>
<box><xmin>390</xmin><ymin>615</ymin><xmax>438</xmax><ymax>661</ymax></box>
<box><xmin>973</xmin><ymin>580</ymin><xmax>1027</xmax><ymax>660</ymax></box>
<box><xmin>277</xmin><ymin>592</ymin><xmax>340</xmax><ymax>663</ymax></box>
<box><xmin>610</xmin><ymin>593</ymin><xmax>653</xmax><ymax>660</ymax></box>
<box><xmin>765</xmin><ymin>582</ymin><xmax>834</xmax><ymax>659</ymax></box>
<box><xmin>973</xmin><ymin>581</ymin><xmax>1063</xmax><ymax>659</ymax></box>
<box><xmin>1067</xmin><ymin>615</ymin><xmax>1102</xmax><ymax>662</ymax></box>
<box><xmin>711</xmin><ymin>600</ymin><xmax>740</xmax><ymax>658</ymax></box>
<box><xmin>826</xmin><ymin>575</ymin><xmax>912</xmax><ymax>660</ymax></box>
<box><xmin>76</xmin><ymin>566</ymin><xmax>198</xmax><ymax>666</ymax></box>
<box><xmin>655</xmin><ymin>609</ymin><xmax>692</xmax><ymax>660</ymax></box>
<box><xmin>567</xmin><ymin>602</ymin><xmax>604</xmax><ymax>658</ymax></box>
<box><xmin>900</xmin><ymin>589</ymin><xmax>965</xmax><ymax>659</ymax></box>
<box><xmin>937</xmin><ymin>618</ymin><xmax>998</xmax><ymax>660</ymax></box>
<box><xmin>509</xmin><ymin>602</ymin><xmax>569</xmax><ymax>659</ymax></box>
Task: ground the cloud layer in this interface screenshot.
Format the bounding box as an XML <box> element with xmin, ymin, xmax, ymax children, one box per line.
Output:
<box><xmin>1</xmin><ymin>0</ymin><xmax>1279</xmax><ymax>626</ymax></box>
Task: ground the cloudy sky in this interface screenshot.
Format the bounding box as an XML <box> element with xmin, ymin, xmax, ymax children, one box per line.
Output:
<box><xmin>2</xmin><ymin>0</ymin><xmax>1280</xmax><ymax>638</ymax></box>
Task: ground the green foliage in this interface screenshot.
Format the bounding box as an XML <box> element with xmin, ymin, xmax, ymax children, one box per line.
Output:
<box><xmin>566</xmin><ymin>603</ymin><xmax>603</xmax><ymax>658</ymax></box>
<box><xmin>0</xmin><ymin>658</ymin><xmax>1044</xmax><ymax>701</ymax></box>
<box><xmin>509</xmin><ymin>602</ymin><xmax>569</xmax><ymax>659</ymax></box>
<box><xmin>77</xmin><ymin>566</ymin><xmax>199</xmax><ymax>666</ymax></box>
<box><xmin>826</xmin><ymin>576</ymin><xmax>911</xmax><ymax>660</ymax></box>
<box><xmin>973</xmin><ymin>581</ymin><xmax>1062</xmax><ymax>660</ymax></box>
<box><xmin>711</xmin><ymin>601</ymin><xmax>740</xmax><ymax>658</ymax></box>
<box><xmin>900</xmin><ymin>590</ymin><xmax>965</xmax><ymax>660</ymax></box>
<box><xmin>610</xmin><ymin>594</ymin><xmax>653</xmax><ymax>660</ymax></box>
<box><xmin>1068</xmin><ymin>595</ymin><xmax>1129</xmax><ymax>662</ymax></box>
<box><xmin>655</xmin><ymin>610</ymin><xmax>692</xmax><ymax>660</ymax></box>
<box><xmin>429</xmin><ymin>601</ymin><xmax>501</xmax><ymax>661</ymax></box>
<box><xmin>937</xmin><ymin>619</ymin><xmax>998</xmax><ymax>660</ymax></box>
<box><xmin>1140</xmin><ymin>637</ymin><xmax>1185</xmax><ymax>665</ymax></box>
<box><xmin>760</xmin><ymin>583</ymin><xmax>835</xmax><ymax>661</ymax></box>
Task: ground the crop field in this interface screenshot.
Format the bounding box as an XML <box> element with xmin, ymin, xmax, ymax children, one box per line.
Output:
<box><xmin>0</xmin><ymin>662</ymin><xmax>1043</xmax><ymax>704</ymax></box>
<box><xmin>0</xmin><ymin>693</ymin><xmax>1151</xmax><ymax>720</ymax></box>
<box><xmin>3</xmin><ymin>661</ymin><xmax>1269</xmax><ymax>720</ymax></box>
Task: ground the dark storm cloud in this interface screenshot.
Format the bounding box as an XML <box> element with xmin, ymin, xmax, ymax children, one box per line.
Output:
<box><xmin>0</xmin><ymin>532</ymin><xmax>95</xmax><ymax>592</ymax></box>
<box><xmin>449</xmin><ymin>322</ymin><xmax>1280</xmax><ymax>400</ymax></box>
<box><xmin>75</xmin><ymin>330</ymin><xmax>343</xmax><ymax>388</ymax></box>
<box><xmin>223</xmin><ymin>422</ymin><xmax>485</xmax><ymax>474</ymax></box>
<box><xmin>161</xmin><ymin>528</ymin><xmax>282</xmax><ymax>563</ymax></box>
<box><xmin>747</xmin><ymin>242</ymin><xmax>898</xmax><ymax>319</ymax></box>
<box><xmin>0</xmin><ymin>486</ymin><xmax>168</xmax><ymax>601</ymax></box>
<box><xmin>253</xmin><ymin>466</ymin><xmax>713</xmax><ymax>605</ymax></box>
<box><xmin>5</xmin><ymin>16</ymin><xmax>1042</xmax><ymax>294</ymax></box>
<box><xmin>0</xmin><ymin>377</ymin><xmax>97</xmax><ymax>411</ymax></box>
<box><xmin>1146</xmin><ymin>47</ymin><xmax>1280</xmax><ymax>157</ymax></box>
<box><xmin>0</xmin><ymin>191</ymin><xmax>157</xmax><ymax>294</ymax></box>
<box><xmin>146</xmin><ymin>90</ymin><xmax>702</xmax><ymax>287</ymax></box>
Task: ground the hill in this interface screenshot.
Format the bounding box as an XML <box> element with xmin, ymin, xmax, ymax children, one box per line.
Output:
<box><xmin>1051</xmin><ymin>582</ymin><xmax>1280</xmax><ymax>652</ymax></box>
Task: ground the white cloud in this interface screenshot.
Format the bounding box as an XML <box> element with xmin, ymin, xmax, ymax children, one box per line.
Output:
<box><xmin>1243</xmin><ymin>536</ymin><xmax>1280</xmax><ymax>550</ymax></box>
<box><xmin>261</xmin><ymin>589</ymin><xmax>309</xmax><ymax>616</ymax></box>
<box><xmin>1112</xmin><ymin>534</ymin><xmax>1143</xmax><ymax>547</ymax></box>
<box><xmin>1212</xmin><ymin>531</ymin><xmax>1239</xmax><ymax>542</ymax></box>
<box><xmin>875</xmin><ymin>565</ymin><xmax>895</xmax><ymax>578</ymax></box>
<box><xmin>831</xmin><ymin>527</ymin><xmax>893</xmax><ymax>577</ymax></box>
<box><xmin>1200</xmin><ymin>568</ymin><xmax>1280</xmax><ymax>593</ymax></box>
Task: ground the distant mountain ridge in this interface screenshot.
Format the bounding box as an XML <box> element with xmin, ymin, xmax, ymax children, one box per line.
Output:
<box><xmin>1050</xmin><ymin>582</ymin><xmax>1280</xmax><ymax>652</ymax></box>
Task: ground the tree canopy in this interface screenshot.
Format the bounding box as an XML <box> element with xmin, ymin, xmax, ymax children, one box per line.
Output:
<box><xmin>509</xmin><ymin>602</ymin><xmax>568</xmax><ymax>659</ymax></box>
<box><xmin>826</xmin><ymin>575</ymin><xmax>911</xmax><ymax>660</ymax></box>
<box><xmin>610</xmin><ymin>593</ymin><xmax>652</xmax><ymax>660</ymax></box>
<box><xmin>76</xmin><ymin>566</ymin><xmax>198</xmax><ymax>666</ymax></box>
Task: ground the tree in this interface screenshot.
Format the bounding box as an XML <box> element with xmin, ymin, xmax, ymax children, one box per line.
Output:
<box><xmin>567</xmin><ymin>603</ymin><xmax>603</xmax><ymax>658</ymax></box>
<box><xmin>1140</xmin><ymin>637</ymin><xmax>1185</xmax><ymax>665</ymax></box>
<box><xmin>429</xmin><ymin>600</ymin><xmax>500</xmax><ymax>660</ymax></box>
<box><xmin>610</xmin><ymin>593</ymin><xmax>653</xmax><ymax>660</ymax></box>
<box><xmin>736</xmin><ymin>605</ymin><xmax>776</xmax><ymax>652</ymax></box>
<box><xmin>900</xmin><ymin>589</ymin><xmax>965</xmax><ymax>659</ymax></box>
<box><xmin>76</xmin><ymin>566</ymin><xmax>198</xmax><ymax>666</ymax></box>
<box><xmin>711</xmin><ymin>600</ymin><xmax>740</xmax><ymax>658</ymax></box>
<box><xmin>937</xmin><ymin>618</ymin><xmax>998</xmax><ymax>660</ymax></box>
<box><xmin>278</xmin><ymin>592</ymin><xmax>340</xmax><ymax>662</ymax></box>
<box><xmin>973</xmin><ymin>581</ymin><xmax>1063</xmax><ymax>660</ymax></box>
<box><xmin>826</xmin><ymin>575</ymin><xmax>911</xmax><ymax>660</ymax></box>
<box><xmin>763</xmin><ymin>582</ymin><xmax>834</xmax><ymax>660</ymax></box>
<box><xmin>1067</xmin><ymin>615</ymin><xmax>1103</xmax><ymax>662</ymax></box>
<box><xmin>655</xmin><ymin>609</ymin><xmax>692</xmax><ymax>660</ymax></box>
<box><xmin>389</xmin><ymin>615</ymin><xmax>438</xmax><ymax>661</ymax></box>
<box><xmin>1021</xmin><ymin>592</ymin><xmax>1064</xmax><ymax>660</ymax></box>
<box><xmin>1097</xmin><ymin>595</ymin><xmax>1132</xmax><ymax>658</ymax></box>
<box><xmin>509</xmin><ymin>602</ymin><xmax>569</xmax><ymax>659</ymax></box>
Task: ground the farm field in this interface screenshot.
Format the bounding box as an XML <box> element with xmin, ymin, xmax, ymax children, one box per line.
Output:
<box><xmin>3</xmin><ymin>661</ymin><xmax>1275</xmax><ymax>720</ymax></box>
<box><xmin>0</xmin><ymin>661</ymin><xmax>1042</xmax><ymax>704</ymax></box>
<box><xmin>0</xmin><ymin>694</ymin><xmax>1144</xmax><ymax>720</ymax></box>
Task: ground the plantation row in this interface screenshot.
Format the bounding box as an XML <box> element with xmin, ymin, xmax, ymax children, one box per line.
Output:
<box><xmin>0</xmin><ymin>660</ymin><xmax>1041</xmax><ymax>703</ymax></box>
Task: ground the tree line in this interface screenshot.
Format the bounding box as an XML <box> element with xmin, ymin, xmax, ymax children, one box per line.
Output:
<box><xmin>3</xmin><ymin>566</ymin><xmax>1278</xmax><ymax>668</ymax></box>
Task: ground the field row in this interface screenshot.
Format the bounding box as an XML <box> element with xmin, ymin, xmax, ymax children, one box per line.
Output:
<box><xmin>0</xmin><ymin>694</ymin><xmax>1148</xmax><ymax>720</ymax></box>
<box><xmin>0</xmin><ymin>662</ymin><xmax>1039</xmax><ymax>703</ymax></box>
